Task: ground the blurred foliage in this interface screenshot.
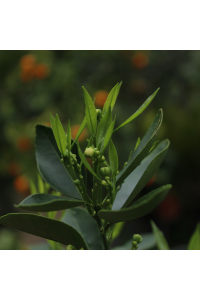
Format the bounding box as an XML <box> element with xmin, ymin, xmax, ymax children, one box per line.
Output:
<box><xmin>0</xmin><ymin>50</ymin><xmax>200</xmax><ymax>249</ymax></box>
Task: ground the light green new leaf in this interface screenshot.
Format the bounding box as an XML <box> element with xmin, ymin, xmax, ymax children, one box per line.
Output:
<box><xmin>113</xmin><ymin>139</ymin><xmax>170</xmax><ymax>210</ymax></box>
<box><xmin>67</xmin><ymin>119</ymin><xmax>71</xmax><ymax>152</ymax></box>
<box><xmin>102</xmin><ymin>116</ymin><xmax>116</xmax><ymax>152</ymax></box>
<box><xmin>15</xmin><ymin>193</ymin><xmax>85</xmax><ymax>212</ymax></box>
<box><xmin>62</xmin><ymin>207</ymin><xmax>104</xmax><ymax>250</ymax></box>
<box><xmin>37</xmin><ymin>173</ymin><xmax>44</xmax><ymax>193</ymax></box>
<box><xmin>82</xmin><ymin>86</ymin><xmax>97</xmax><ymax>134</ymax></box>
<box><xmin>134</xmin><ymin>137</ymin><xmax>140</xmax><ymax>150</ymax></box>
<box><xmin>188</xmin><ymin>223</ymin><xmax>200</xmax><ymax>250</ymax></box>
<box><xmin>99</xmin><ymin>185</ymin><xmax>171</xmax><ymax>223</ymax></box>
<box><xmin>109</xmin><ymin>140</ymin><xmax>118</xmax><ymax>177</ymax></box>
<box><xmin>55</xmin><ymin>114</ymin><xmax>67</xmax><ymax>156</ymax></box>
<box><xmin>103</xmin><ymin>82</ymin><xmax>122</xmax><ymax>114</ymax></box>
<box><xmin>0</xmin><ymin>213</ymin><xmax>87</xmax><ymax>249</ymax></box>
<box><xmin>114</xmin><ymin>88</ymin><xmax>160</xmax><ymax>132</ymax></box>
<box><xmin>96</xmin><ymin>106</ymin><xmax>112</xmax><ymax>147</ymax></box>
<box><xmin>77</xmin><ymin>142</ymin><xmax>101</xmax><ymax>182</ymax></box>
<box><xmin>116</xmin><ymin>109</ymin><xmax>163</xmax><ymax>186</ymax></box>
<box><xmin>150</xmin><ymin>220</ymin><xmax>170</xmax><ymax>250</ymax></box>
<box><xmin>36</xmin><ymin>125</ymin><xmax>82</xmax><ymax>199</ymax></box>
<box><xmin>29</xmin><ymin>179</ymin><xmax>37</xmax><ymax>195</ymax></box>
<box><xmin>112</xmin><ymin>222</ymin><xmax>124</xmax><ymax>241</ymax></box>
<box><xmin>71</xmin><ymin>117</ymin><xmax>87</xmax><ymax>148</ymax></box>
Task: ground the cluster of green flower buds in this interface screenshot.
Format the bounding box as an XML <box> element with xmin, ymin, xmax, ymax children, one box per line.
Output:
<box><xmin>100</xmin><ymin>167</ymin><xmax>110</xmax><ymax>177</ymax></box>
<box><xmin>131</xmin><ymin>234</ymin><xmax>143</xmax><ymax>250</ymax></box>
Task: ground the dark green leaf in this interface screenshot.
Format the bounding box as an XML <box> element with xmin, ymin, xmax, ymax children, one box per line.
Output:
<box><xmin>62</xmin><ymin>207</ymin><xmax>104</xmax><ymax>250</ymax></box>
<box><xmin>150</xmin><ymin>220</ymin><xmax>170</xmax><ymax>250</ymax></box>
<box><xmin>188</xmin><ymin>223</ymin><xmax>200</xmax><ymax>250</ymax></box>
<box><xmin>96</xmin><ymin>106</ymin><xmax>112</xmax><ymax>147</ymax></box>
<box><xmin>102</xmin><ymin>82</ymin><xmax>122</xmax><ymax>114</ymax></box>
<box><xmin>109</xmin><ymin>140</ymin><xmax>118</xmax><ymax>177</ymax></box>
<box><xmin>15</xmin><ymin>193</ymin><xmax>85</xmax><ymax>212</ymax></box>
<box><xmin>102</xmin><ymin>116</ymin><xmax>116</xmax><ymax>152</ymax></box>
<box><xmin>116</xmin><ymin>109</ymin><xmax>163</xmax><ymax>186</ymax></box>
<box><xmin>0</xmin><ymin>213</ymin><xmax>87</xmax><ymax>249</ymax></box>
<box><xmin>82</xmin><ymin>86</ymin><xmax>97</xmax><ymax>134</ymax></box>
<box><xmin>113</xmin><ymin>139</ymin><xmax>170</xmax><ymax>210</ymax></box>
<box><xmin>99</xmin><ymin>185</ymin><xmax>171</xmax><ymax>223</ymax></box>
<box><xmin>77</xmin><ymin>142</ymin><xmax>101</xmax><ymax>182</ymax></box>
<box><xmin>114</xmin><ymin>88</ymin><xmax>160</xmax><ymax>132</ymax></box>
<box><xmin>55</xmin><ymin>114</ymin><xmax>67</xmax><ymax>156</ymax></box>
<box><xmin>36</xmin><ymin>125</ymin><xmax>82</xmax><ymax>199</ymax></box>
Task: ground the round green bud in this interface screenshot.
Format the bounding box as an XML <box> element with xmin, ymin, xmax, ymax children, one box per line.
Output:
<box><xmin>133</xmin><ymin>234</ymin><xmax>143</xmax><ymax>244</ymax></box>
<box><xmin>100</xmin><ymin>167</ymin><xmax>110</xmax><ymax>176</ymax></box>
<box><xmin>64</xmin><ymin>149</ymin><xmax>70</xmax><ymax>158</ymax></box>
<box><xmin>94</xmin><ymin>150</ymin><xmax>100</xmax><ymax>156</ymax></box>
<box><xmin>105</xmin><ymin>176</ymin><xmax>110</xmax><ymax>181</ymax></box>
<box><xmin>60</xmin><ymin>158</ymin><xmax>64</xmax><ymax>163</ymax></box>
<box><xmin>100</xmin><ymin>155</ymin><xmax>105</xmax><ymax>162</ymax></box>
<box><xmin>73</xmin><ymin>179</ymin><xmax>80</xmax><ymax>186</ymax></box>
<box><xmin>132</xmin><ymin>241</ymin><xmax>138</xmax><ymax>247</ymax></box>
<box><xmin>124</xmin><ymin>162</ymin><xmax>128</xmax><ymax>167</ymax></box>
<box><xmin>117</xmin><ymin>170</ymin><xmax>119</xmax><ymax>175</ymax></box>
<box><xmin>102</xmin><ymin>180</ymin><xmax>108</xmax><ymax>186</ymax></box>
<box><xmin>84</xmin><ymin>147</ymin><xmax>95</xmax><ymax>158</ymax></box>
<box><xmin>96</xmin><ymin>109</ymin><xmax>102</xmax><ymax>118</ymax></box>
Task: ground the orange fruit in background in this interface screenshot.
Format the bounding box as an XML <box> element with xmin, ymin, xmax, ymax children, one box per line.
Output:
<box><xmin>156</xmin><ymin>193</ymin><xmax>181</xmax><ymax>221</ymax></box>
<box><xmin>34</xmin><ymin>64</ymin><xmax>49</xmax><ymax>79</ymax></box>
<box><xmin>14</xmin><ymin>175</ymin><xmax>29</xmax><ymax>193</ymax></box>
<box><xmin>7</xmin><ymin>162</ymin><xmax>21</xmax><ymax>177</ymax></box>
<box><xmin>16</xmin><ymin>136</ymin><xmax>32</xmax><ymax>152</ymax></box>
<box><xmin>19</xmin><ymin>54</ymin><xmax>36</xmax><ymax>68</ymax></box>
<box><xmin>71</xmin><ymin>125</ymin><xmax>88</xmax><ymax>142</ymax></box>
<box><xmin>93</xmin><ymin>90</ymin><xmax>109</xmax><ymax>107</ymax></box>
<box><xmin>146</xmin><ymin>175</ymin><xmax>156</xmax><ymax>187</ymax></box>
<box><xmin>132</xmin><ymin>52</ymin><xmax>149</xmax><ymax>69</ymax></box>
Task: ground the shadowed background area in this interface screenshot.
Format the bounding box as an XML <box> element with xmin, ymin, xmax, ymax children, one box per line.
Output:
<box><xmin>0</xmin><ymin>50</ymin><xmax>200</xmax><ymax>249</ymax></box>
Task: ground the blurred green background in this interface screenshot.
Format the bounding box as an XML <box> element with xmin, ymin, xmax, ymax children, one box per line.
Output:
<box><xmin>0</xmin><ymin>50</ymin><xmax>200</xmax><ymax>249</ymax></box>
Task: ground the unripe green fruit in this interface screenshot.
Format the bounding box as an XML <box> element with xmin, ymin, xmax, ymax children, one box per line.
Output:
<box><xmin>100</xmin><ymin>167</ymin><xmax>110</xmax><ymax>176</ymax></box>
<box><xmin>84</xmin><ymin>147</ymin><xmax>95</xmax><ymax>158</ymax></box>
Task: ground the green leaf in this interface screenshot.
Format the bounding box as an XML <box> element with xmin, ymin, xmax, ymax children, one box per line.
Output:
<box><xmin>102</xmin><ymin>82</ymin><xmax>122</xmax><ymax>114</ymax></box>
<box><xmin>37</xmin><ymin>173</ymin><xmax>44</xmax><ymax>193</ymax></box>
<box><xmin>134</xmin><ymin>137</ymin><xmax>140</xmax><ymax>150</ymax></box>
<box><xmin>114</xmin><ymin>88</ymin><xmax>160</xmax><ymax>132</ymax></box>
<box><xmin>54</xmin><ymin>114</ymin><xmax>67</xmax><ymax>156</ymax></box>
<box><xmin>109</xmin><ymin>140</ymin><xmax>118</xmax><ymax>177</ymax></box>
<box><xmin>0</xmin><ymin>213</ymin><xmax>87</xmax><ymax>249</ymax></box>
<box><xmin>29</xmin><ymin>179</ymin><xmax>37</xmax><ymax>194</ymax></box>
<box><xmin>82</xmin><ymin>86</ymin><xmax>97</xmax><ymax>134</ymax></box>
<box><xmin>113</xmin><ymin>139</ymin><xmax>170</xmax><ymax>210</ymax></box>
<box><xmin>102</xmin><ymin>116</ymin><xmax>116</xmax><ymax>152</ymax></box>
<box><xmin>50</xmin><ymin>112</ymin><xmax>55</xmax><ymax>134</ymax></box>
<box><xmin>77</xmin><ymin>142</ymin><xmax>101</xmax><ymax>182</ymax></box>
<box><xmin>112</xmin><ymin>233</ymin><xmax>156</xmax><ymax>250</ymax></box>
<box><xmin>116</xmin><ymin>110</ymin><xmax>163</xmax><ymax>186</ymax></box>
<box><xmin>99</xmin><ymin>185</ymin><xmax>171</xmax><ymax>223</ymax></box>
<box><xmin>15</xmin><ymin>193</ymin><xmax>85</xmax><ymax>212</ymax></box>
<box><xmin>188</xmin><ymin>223</ymin><xmax>200</xmax><ymax>250</ymax></box>
<box><xmin>150</xmin><ymin>220</ymin><xmax>170</xmax><ymax>250</ymax></box>
<box><xmin>62</xmin><ymin>207</ymin><xmax>104</xmax><ymax>250</ymax></box>
<box><xmin>96</xmin><ymin>106</ymin><xmax>112</xmax><ymax>147</ymax></box>
<box><xmin>71</xmin><ymin>117</ymin><xmax>87</xmax><ymax>147</ymax></box>
<box><xmin>67</xmin><ymin>119</ymin><xmax>71</xmax><ymax>152</ymax></box>
<box><xmin>112</xmin><ymin>222</ymin><xmax>124</xmax><ymax>241</ymax></box>
<box><xmin>36</xmin><ymin>125</ymin><xmax>82</xmax><ymax>199</ymax></box>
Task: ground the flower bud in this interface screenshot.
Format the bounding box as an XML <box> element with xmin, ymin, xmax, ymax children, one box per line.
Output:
<box><xmin>73</xmin><ymin>179</ymin><xmax>80</xmax><ymax>186</ymax></box>
<box><xmin>96</xmin><ymin>109</ymin><xmax>102</xmax><ymax>119</ymax></box>
<box><xmin>84</xmin><ymin>147</ymin><xmax>95</xmax><ymax>158</ymax></box>
<box><xmin>100</xmin><ymin>167</ymin><xmax>110</xmax><ymax>176</ymax></box>
<box><xmin>133</xmin><ymin>234</ymin><xmax>143</xmax><ymax>244</ymax></box>
<box><xmin>64</xmin><ymin>149</ymin><xmax>70</xmax><ymax>158</ymax></box>
<box><xmin>105</xmin><ymin>176</ymin><xmax>110</xmax><ymax>181</ymax></box>
<box><xmin>102</xmin><ymin>180</ymin><xmax>108</xmax><ymax>186</ymax></box>
<box><xmin>100</xmin><ymin>155</ymin><xmax>105</xmax><ymax>162</ymax></box>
